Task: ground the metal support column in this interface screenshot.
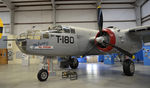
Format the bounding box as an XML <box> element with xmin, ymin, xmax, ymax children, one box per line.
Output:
<box><xmin>10</xmin><ymin>10</ymin><xmax>15</xmax><ymax>34</ymax></box>
<box><xmin>2</xmin><ymin>0</ymin><xmax>15</xmax><ymax>34</ymax></box>
<box><xmin>135</xmin><ymin>6</ymin><xmax>142</xmax><ymax>26</ymax></box>
<box><xmin>51</xmin><ymin>0</ymin><xmax>56</xmax><ymax>25</ymax></box>
<box><xmin>134</xmin><ymin>0</ymin><xmax>148</xmax><ymax>26</ymax></box>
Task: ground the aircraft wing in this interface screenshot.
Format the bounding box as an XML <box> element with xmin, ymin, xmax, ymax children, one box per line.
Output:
<box><xmin>128</xmin><ymin>25</ymin><xmax>150</xmax><ymax>43</ymax></box>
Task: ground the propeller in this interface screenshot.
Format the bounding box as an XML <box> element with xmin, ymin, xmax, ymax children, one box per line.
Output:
<box><xmin>103</xmin><ymin>41</ymin><xmax>134</xmax><ymax>58</ymax></box>
<box><xmin>96</xmin><ymin>0</ymin><xmax>135</xmax><ymax>59</ymax></box>
<box><xmin>97</xmin><ymin>0</ymin><xmax>103</xmax><ymax>36</ymax></box>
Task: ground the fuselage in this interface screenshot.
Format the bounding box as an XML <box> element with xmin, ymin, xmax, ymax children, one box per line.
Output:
<box><xmin>16</xmin><ymin>25</ymin><xmax>142</xmax><ymax>57</ymax></box>
<box><xmin>16</xmin><ymin>26</ymin><xmax>101</xmax><ymax>56</ymax></box>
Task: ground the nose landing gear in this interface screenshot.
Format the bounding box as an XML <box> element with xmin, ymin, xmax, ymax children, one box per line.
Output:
<box><xmin>37</xmin><ymin>56</ymin><xmax>56</xmax><ymax>81</ymax></box>
<box><xmin>37</xmin><ymin>69</ymin><xmax>49</xmax><ymax>81</ymax></box>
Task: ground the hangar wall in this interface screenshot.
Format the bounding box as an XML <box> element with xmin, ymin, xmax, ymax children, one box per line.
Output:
<box><xmin>0</xmin><ymin>11</ymin><xmax>10</xmax><ymax>36</ymax></box>
<box><xmin>0</xmin><ymin>2</ymin><xmax>137</xmax><ymax>35</ymax></box>
<box><xmin>15</xmin><ymin>4</ymin><xmax>136</xmax><ymax>34</ymax></box>
<box><xmin>142</xmin><ymin>0</ymin><xmax>150</xmax><ymax>46</ymax></box>
<box><xmin>57</xmin><ymin>4</ymin><xmax>136</xmax><ymax>30</ymax></box>
<box><xmin>142</xmin><ymin>0</ymin><xmax>150</xmax><ymax>26</ymax></box>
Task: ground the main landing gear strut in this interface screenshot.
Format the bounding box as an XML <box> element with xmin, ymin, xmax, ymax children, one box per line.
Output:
<box><xmin>60</xmin><ymin>57</ymin><xmax>79</xmax><ymax>69</ymax></box>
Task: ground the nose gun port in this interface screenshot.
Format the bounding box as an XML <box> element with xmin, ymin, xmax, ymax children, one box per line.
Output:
<box><xmin>16</xmin><ymin>39</ymin><xmax>27</xmax><ymax>53</ymax></box>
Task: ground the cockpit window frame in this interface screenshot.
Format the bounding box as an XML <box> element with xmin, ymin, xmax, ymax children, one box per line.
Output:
<box><xmin>70</xmin><ymin>28</ymin><xmax>75</xmax><ymax>34</ymax></box>
<box><xmin>50</xmin><ymin>25</ymin><xmax>76</xmax><ymax>34</ymax></box>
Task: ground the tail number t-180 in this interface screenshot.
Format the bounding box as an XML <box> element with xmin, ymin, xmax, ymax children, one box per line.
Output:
<box><xmin>56</xmin><ymin>35</ymin><xmax>74</xmax><ymax>44</ymax></box>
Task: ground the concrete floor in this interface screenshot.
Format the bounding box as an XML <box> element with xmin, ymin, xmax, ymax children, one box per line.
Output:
<box><xmin>0</xmin><ymin>62</ymin><xmax>150</xmax><ymax>88</ymax></box>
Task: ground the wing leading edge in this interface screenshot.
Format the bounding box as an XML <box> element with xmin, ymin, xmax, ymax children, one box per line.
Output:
<box><xmin>128</xmin><ymin>25</ymin><xmax>150</xmax><ymax>43</ymax></box>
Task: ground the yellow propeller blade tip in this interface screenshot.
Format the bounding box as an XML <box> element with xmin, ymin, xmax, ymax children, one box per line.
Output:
<box><xmin>0</xmin><ymin>18</ymin><xmax>3</xmax><ymax>39</ymax></box>
<box><xmin>0</xmin><ymin>33</ymin><xmax>2</xmax><ymax>39</ymax></box>
<box><xmin>0</xmin><ymin>18</ymin><xmax>3</xmax><ymax>27</ymax></box>
<box><xmin>97</xmin><ymin>6</ymin><xmax>101</xmax><ymax>8</ymax></box>
<box><xmin>132</xmin><ymin>55</ymin><xmax>135</xmax><ymax>59</ymax></box>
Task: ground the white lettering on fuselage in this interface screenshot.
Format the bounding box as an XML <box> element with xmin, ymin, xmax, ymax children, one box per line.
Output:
<box><xmin>30</xmin><ymin>42</ymin><xmax>54</xmax><ymax>50</ymax></box>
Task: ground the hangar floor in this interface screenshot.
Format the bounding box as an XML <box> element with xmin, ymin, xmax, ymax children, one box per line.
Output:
<box><xmin>0</xmin><ymin>62</ymin><xmax>150</xmax><ymax>88</ymax></box>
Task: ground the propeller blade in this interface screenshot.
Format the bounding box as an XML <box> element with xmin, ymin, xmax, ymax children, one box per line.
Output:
<box><xmin>103</xmin><ymin>41</ymin><xmax>135</xmax><ymax>59</ymax></box>
<box><xmin>97</xmin><ymin>0</ymin><xmax>103</xmax><ymax>35</ymax></box>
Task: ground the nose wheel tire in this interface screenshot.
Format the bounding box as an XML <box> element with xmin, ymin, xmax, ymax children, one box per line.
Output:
<box><xmin>123</xmin><ymin>59</ymin><xmax>135</xmax><ymax>76</ymax></box>
<box><xmin>69</xmin><ymin>58</ymin><xmax>79</xmax><ymax>69</ymax></box>
<box><xmin>37</xmin><ymin>69</ymin><xmax>49</xmax><ymax>81</ymax></box>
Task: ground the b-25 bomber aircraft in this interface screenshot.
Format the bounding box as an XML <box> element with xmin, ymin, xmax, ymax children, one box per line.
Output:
<box><xmin>1</xmin><ymin>1</ymin><xmax>150</xmax><ymax>81</ymax></box>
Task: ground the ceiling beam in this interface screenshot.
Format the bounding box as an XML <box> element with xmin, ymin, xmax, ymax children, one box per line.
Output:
<box><xmin>135</xmin><ymin>0</ymin><xmax>148</xmax><ymax>6</ymax></box>
<box><xmin>1</xmin><ymin>0</ymin><xmax>14</xmax><ymax>10</ymax></box>
<box><xmin>11</xmin><ymin>0</ymin><xmax>134</xmax><ymax>5</ymax></box>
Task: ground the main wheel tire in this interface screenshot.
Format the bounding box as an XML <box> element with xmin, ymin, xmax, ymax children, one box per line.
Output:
<box><xmin>123</xmin><ymin>59</ymin><xmax>135</xmax><ymax>76</ymax></box>
<box><xmin>69</xmin><ymin>58</ymin><xmax>79</xmax><ymax>69</ymax></box>
<box><xmin>37</xmin><ymin>69</ymin><xmax>49</xmax><ymax>81</ymax></box>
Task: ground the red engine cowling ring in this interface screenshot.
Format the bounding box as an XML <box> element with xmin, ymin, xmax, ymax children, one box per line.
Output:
<box><xmin>95</xmin><ymin>28</ymin><xmax>116</xmax><ymax>52</ymax></box>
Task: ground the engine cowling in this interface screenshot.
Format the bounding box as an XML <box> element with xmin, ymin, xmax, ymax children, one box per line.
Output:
<box><xmin>95</xmin><ymin>28</ymin><xmax>116</xmax><ymax>52</ymax></box>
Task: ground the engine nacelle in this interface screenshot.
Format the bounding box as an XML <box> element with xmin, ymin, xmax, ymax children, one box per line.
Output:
<box><xmin>95</xmin><ymin>27</ymin><xmax>142</xmax><ymax>54</ymax></box>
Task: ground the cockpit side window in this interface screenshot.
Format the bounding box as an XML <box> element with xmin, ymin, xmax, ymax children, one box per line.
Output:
<box><xmin>63</xmin><ymin>29</ymin><xmax>70</xmax><ymax>33</ymax></box>
<box><xmin>71</xmin><ymin>28</ymin><xmax>75</xmax><ymax>34</ymax></box>
<box><xmin>43</xmin><ymin>33</ymin><xmax>49</xmax><ymax>39</ymax></box>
